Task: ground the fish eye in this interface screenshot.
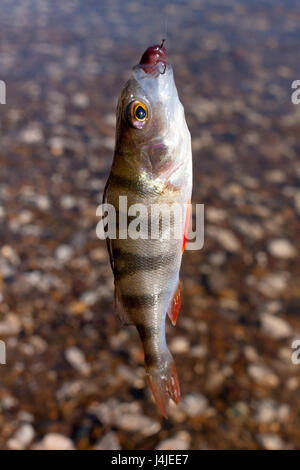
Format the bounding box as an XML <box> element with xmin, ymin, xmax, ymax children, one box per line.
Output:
<box><xmin>134</xmin><ymin>103</ymin><xmax>147</xmax><ymax>121</ymax></box>
<box><xmin>128</xmin><ymin>101</ymin><xmax>148</xmax><ymax>128</ymax></box>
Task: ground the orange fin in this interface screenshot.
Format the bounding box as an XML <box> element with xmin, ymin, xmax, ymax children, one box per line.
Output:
<box><xmin>181</xmin><ymin>199</ymin><xmax>191</xmax><ymax>253</ymax></box>
<box><xmin>147</xmin><ymin>360</ymin><xmax>180</xmax><ymax>418</ymax></box>
<box><xmin>167</xmin><ymin>282</ymin><xmax>181</xmax><ymax>326</ymax></box>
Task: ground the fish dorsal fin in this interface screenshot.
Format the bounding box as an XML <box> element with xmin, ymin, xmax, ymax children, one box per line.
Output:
<box><xmin>167</xmin><ymin>281</ymin><xmax>181</xmax><ymax>326</ymax></box>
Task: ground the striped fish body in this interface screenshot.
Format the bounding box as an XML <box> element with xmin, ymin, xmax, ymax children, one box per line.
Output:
<box><xmin>104</xmin><ymin>45</ymin><xmax>192</xmax><ymax>416</ymax></box>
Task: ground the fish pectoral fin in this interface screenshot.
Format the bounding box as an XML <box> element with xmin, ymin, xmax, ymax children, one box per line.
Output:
<box><xmin>167</xmin><ymin>281</ymin><xmax>181</xmax><ymax>326</ymax></box>
<box><xmin>114</xmin><ymin>287</ymin><xmax>134</xmax><ymax>326</ymax></box>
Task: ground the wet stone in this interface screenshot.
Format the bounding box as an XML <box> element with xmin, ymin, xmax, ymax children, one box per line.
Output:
<box><xmin>257</xmin><ymin>433</ymin><xmax>288</xmax><ymax>450</ymax></box>
<box><xmin>93</xmin><ymin>431</ymin><xmax>121</xmax><ymax>450</ymax></box>
<box><xmin>268</xmin><ymin>239</ymin><xmax>297</xmax><ymax>259</ymax></box>
<box><xmin>7</xmin><ymin>424</ymin><xmax>35</xmax><ymax>450</ymax></box>
<box><xmin>180</xmin><ymin>393</ymin><xmax>209</xmax><ymax>417</ymax></box>
<box><xmin>260</xmin><ymin>313</ymin><xmax>292</xmax><ymax>340</ymax></box>
<box><xmin>32</xmin><ymin>433</ymin><xmax>75</xmax><ymax>450</ymax></box>
<box><xmin>248</xmin><ymin>364</ymin><xmax>279</xmax><ymax>388</ymax></box>
<box><xmin>156</xmin><ymin>432</ymin><xmax>191</xmax><ymax>451</ymax></box>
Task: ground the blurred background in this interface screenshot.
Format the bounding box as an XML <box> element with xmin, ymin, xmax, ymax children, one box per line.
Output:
<box><xmin>0</xmin><ymin>0</ymin><xmax>300</xmax><ymax>450</ymax></box>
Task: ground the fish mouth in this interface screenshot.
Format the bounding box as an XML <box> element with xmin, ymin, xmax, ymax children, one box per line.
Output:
<box><xmin>136</xmin><ymin>61</ymin><xmax>167</xmax><ymax>77</ymax></box>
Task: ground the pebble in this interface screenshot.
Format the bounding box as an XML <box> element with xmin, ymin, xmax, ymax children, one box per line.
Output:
<box><xmin>116</xmin><ymin>364</ymin><xmax>138</xmax><ymax>383</ymax></box>
<box><xmin>32</xmin><ymin>433</ymin><xmax>75</xmax><ymax>450</ymax></box>
<box><xmin>266</xmin><ymin>170</ymin><xmax>286</xmax><ymax>183</ymax></box>
<box><xmin>94</xmin><ymin>432</ymin><xmax>121</xmax><ymax>450</ymax></box>
<box><xmin>286</xmin><ymin>377</ymin><xmax>299</xmax><ymax>391</ymax></box>
<box><xmin>254</xmin><ymin>400</ymin><xmax>290</xmax><ymax>423</ymax></box>
<box><xmin>89</xmin><ymin>399</ymin><xmax>119</xmax><ymax>425</ymax></box>
<box><xmin>114</xmin><ymin>413</ymin><xmax>160</xmax><ymax>436</ymax></box>
<box><xmin>261</xmin><ymin>313</ymin><xmax>292</xmax><ymax>339</ymax></box>
<box><xmin>268</xmin><ymin>239</ymin><xmax>296</xmax><ymax>259</ymax></box>
<box><xmin>55</xmin><ymin>245</ymin><xmax>74</xmax><ymax>262</ymax></box>
<box><xmin>209</xmin><ymin>251</ymin><xmax>226</xmax><ymax>266</ymax></box>
<box><xmin>243</xmin><ymin>346</ymin><xmax>259</xmax><ymax>362</ymax></box>
<box><xmin>61</xmin><ymin>194</ymin><xmax>77</xmax><ymax>210</ymax></box>
<box><xmin>181</xmin><ymin>393</ymin><xmax>209</xmax><ymax>417</ymax></box>
<box><xmin>156</xmin><ymin>432</ymin><xmax>191</xmax><ymax>450</ymax></box>
<box><xmin>248</xmin><ymin>364</ymin><xmax>279</xmax><ymax>388</ymax></box>
<box><xmin>72</xmin><ymin>92</ymin><xmax>90</xmax><ymax>108</ymax></box>
<box><xmin>65</xmin><ymin>346</ymin><xmax>91</xmax><ymax>375</ymax></box>
<box><xmin>254</xmin><ymin>400</ymin><xmax>276</xmax><ymax>424</ymax></box>
<box><xmin>1</xmin><ymin>245</ymin><xmax>20</xmax><ymax>264</ymax></box>
<box><xmin>56</xmin><ymin>380</ymin><xmax>85</xmax><ymax>401</ymax></box>
<box><xmin>266</xmin><ymin>301</ymin><xmax>282</xmax><ymax>313</ymax></box>
<box><xmin>17</xmin><ymin>210</ymin><xmax>33</xmax><ymax>224</ymax></box>
<box><xmin>190</xmin><ymin>344</ymin><xmax>207</xmax><ymax>358</ymax></box>
<box><xmin>103</xmin><ymin>136</ymin><xmax>115</xmax><ymax>150</ymax></box>
<box><xmin>257</xmin><ymin>273</ymin><xmax>288</xmax><ymax>297</ymax></box>
<box><xmin>35</xmin><ymin>195</ymin><xmax>50</xmax><ymax>210</ymax></box>
<box><xmin>29</xmin><ymin>335</ymin><xmax>48</xmax><ymax>353</ymax></box>
<box><xmin>7</xmin><ymin>424</ymin><xmax>35</xmax><ymax>450</ymax></box>
<box><xmin>20</xmin><ymin>125</ymin><xmax>43</xmax><ymax>144</ymax></box>
<box><xmin>89</xmin><ymin>399</ymin><xmax>160</xmax><ymax>436</ymax></box>
<box><xmin>104</xmin><ymin>113</ymin><xmax>116</xmax><ymax>126</ymax></box>
<box><xmin>257</xmin><ymin>433</ymin><xmax>287</xmax><ymax>450</ymax></box>
<box><xmin>206</xmin><ymin>207</ymin><xmax>227</xmax><ymax>223</ymax></box>
<box><xmin>90</xmin><ymin>247</ymin><xmax>107</xmax><ymax>261</ymax></box>
<box><xmin>229</xmin><ymin>401</ymin><xmax>249</xmax><ymax>418</ymax></box>
<box><xmin>49</xmin><ymin>136</ymin><xmax>65</xmax><ymax>155</ymax></box>
<box><xmin>169</xmin><ymin>336</ymin><xmax>190</xmax><ymax>354</ymax></box>
<box><xmin>0</xmin><ymin>313</ymin><xmax>21</xmax><ymax>336</ymax></box>
<box><xmin>168</xmin><ymin>401</ymin><xmax>188</xmax><ymax>423</ymax></box>
<box><xmin>234</xmin><ymin>218</ymin><xmax>263</xmax><ymax>240</ymax></box>
<box><xmin>80</xmin><ymin>290</ymin><xmax>99</xmax><ymax>306</ymax></box>
<box><xmin>18</xmin><ymin>411</ymin><xmax>35</xmax><ymax>423</ymax></box>
<box><xmin>1</xmin><ymin>395</ymin><xmax>17</xmax><ymax>410</ymax></box>
<box><xmin>207</xmin><ymin>226</ymin><xmax>241</xmax><ymax>253</ymax></box>
<box><xmin>206</xmin><ymin>366</ymin><xmax>233</xmax><ymax>391</ymax></box>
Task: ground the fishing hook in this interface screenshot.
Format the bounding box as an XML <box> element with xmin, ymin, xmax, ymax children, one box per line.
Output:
<box><xmin>160</xmin><ymin>38</ymin><xmax>166</xmax><ymax>48</ymax></box>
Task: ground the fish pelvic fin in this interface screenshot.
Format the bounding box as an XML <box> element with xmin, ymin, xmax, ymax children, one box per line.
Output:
<box><xmin>167</xmin><ymin>282</ymin><xmax>181</xmax><ymax>326</ymax></box>
<box><xmin>146</xmin><ymin>354</ymin><xmax>180</xmax><ymax>418</ymax></box>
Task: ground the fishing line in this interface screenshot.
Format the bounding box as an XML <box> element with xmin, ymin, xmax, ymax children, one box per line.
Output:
<box><xmin>162</xmin><ymin>2</ymin><xmax>169</xmax><ymax>45</ymax></box>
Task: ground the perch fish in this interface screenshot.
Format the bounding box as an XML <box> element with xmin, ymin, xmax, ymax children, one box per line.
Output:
<box><xmin>103</xmin><ymin>43</ymin><xmax>193</xmax><ymax>416</ymax></box>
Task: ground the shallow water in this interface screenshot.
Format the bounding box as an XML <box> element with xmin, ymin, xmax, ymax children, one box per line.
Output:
<box><xmin>0</xmin><ymin>0</ymin><xmax>299</xmax><ymax>450</ymax></box>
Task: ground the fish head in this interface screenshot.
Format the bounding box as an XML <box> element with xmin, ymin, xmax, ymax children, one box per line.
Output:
<box><xmin>115</xmin><ymin>44</ymin><xmax>190</xmax><ymax>179</ymax></box>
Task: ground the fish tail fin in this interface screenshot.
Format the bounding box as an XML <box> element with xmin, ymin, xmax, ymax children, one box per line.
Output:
<box><xmin>146</xmin><ymin>353</ymin><xmax>180</xmax><ymax>418</ymax></box>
